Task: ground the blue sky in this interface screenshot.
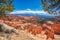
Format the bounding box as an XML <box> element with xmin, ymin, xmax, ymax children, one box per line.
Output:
<box><xmin>14</xmin><ymin>0</ymin><xmax>43</xmax><ymax>10</ymax></box>
<box><xmin>11</xmin><ymin>0</ymin><xmax>48</xmax><ymax>15</ymax></box>
<box><xmin>10</xmin><ymin>0</ymin><xmax>59</xmax><ymax>16</ymax></box>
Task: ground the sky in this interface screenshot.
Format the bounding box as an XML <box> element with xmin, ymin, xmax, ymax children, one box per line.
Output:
<box><xmin>10</xmin><ymin>0</ymin><xmax>50</xmax><ymax>15</ymax></box>
<box><xmin>10</xmin><ymin>0</ymin><xmax>59</xmax><ymax>16</ymax></box>
<box><xmin>14</xmin><ymin>0</ymin><xmax>43</xmax><ymax>10</ymax></box>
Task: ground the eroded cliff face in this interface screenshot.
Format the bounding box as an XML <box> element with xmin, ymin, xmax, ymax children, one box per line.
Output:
<box><xmin>0</xmin><ymin>16</ymin><xmax>60</xmax><ymax>40</ymax></box>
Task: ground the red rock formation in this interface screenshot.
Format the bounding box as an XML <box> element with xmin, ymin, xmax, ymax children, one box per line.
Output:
<box><xmin>51</xmin><ymin>23</ymin><xmax>60</xmax><ymax>35</ymax></box>
<box><xmin>31</xmin><ymin>26</ymin><xmax>42</xmax><ymax>35</ymax></box>
<box><xmin>45</xmin><ymin>28</ymin><xmax>54</xmax><ymax>40</ymax></box>
<box><xmin>42</xmin><ymin>23</ymin><xmax>54</xmax><ymax>40</ymax></box>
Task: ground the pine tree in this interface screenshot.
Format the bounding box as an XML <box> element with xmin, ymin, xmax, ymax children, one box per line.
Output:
<box><xmin>41</xmin><ymin>0</ymin><xmax>60</xmax><ymax>14</ymax></box>
<box><xmin>0</xmin><ymin>0</ymin><xmax>14</xmax><ymax>16</ymax></box>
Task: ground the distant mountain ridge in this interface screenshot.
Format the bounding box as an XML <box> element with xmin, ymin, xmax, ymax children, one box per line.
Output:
<box><xmin>10</xmin><ymin>13</ymin><xmax>54</xmax><ymax>19</ymax></box>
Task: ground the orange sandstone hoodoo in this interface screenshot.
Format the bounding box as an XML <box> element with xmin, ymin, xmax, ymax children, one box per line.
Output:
<box><xmin>42</xmin><ymin>23</ymin><xmax>54</xmax><ymax>40</ymax></box>
<box><xmin>31</xmin><ymin>26</ymin><xmax>42</xmax><ymax>35</ymax></box>
<box><xmin>51</xmin><ymin>23</ymin><xmax>60</xmax><ymax>35</ymax></box>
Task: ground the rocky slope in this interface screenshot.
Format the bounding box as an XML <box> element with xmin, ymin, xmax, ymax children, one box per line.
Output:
<box><xmin>0</xmin><ymin>23</ymin><xmax>60</xmax><ymax>40</ymax></box>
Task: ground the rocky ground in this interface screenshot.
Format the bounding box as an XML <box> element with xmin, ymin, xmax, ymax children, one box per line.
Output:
<box><xmin>0</xmin><ymin>30</ymin><xmax>60</xmax><ymax>40</ymax></box>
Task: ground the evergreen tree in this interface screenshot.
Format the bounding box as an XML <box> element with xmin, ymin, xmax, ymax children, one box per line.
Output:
<box><xmin>41</xmin><ymin>0</ymin><xmax>60</xmax><ymax>14</ymax></box>
<box><xmin>0</xmin><ymin>0</ymin><xmax>14</xmax><ymax>15</ymax></box>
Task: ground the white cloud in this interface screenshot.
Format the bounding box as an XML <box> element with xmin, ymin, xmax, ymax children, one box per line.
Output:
<box><xmin>10</xmin><ymin>9</ymin><xmax>48</xmax><ymax>14</ymax></box>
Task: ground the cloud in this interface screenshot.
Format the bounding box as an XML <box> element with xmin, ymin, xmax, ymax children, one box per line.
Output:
<box><xmin>10</xmin><ymin>9</ymin><xmax>48</xmax><ymax>14</ymax></box>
